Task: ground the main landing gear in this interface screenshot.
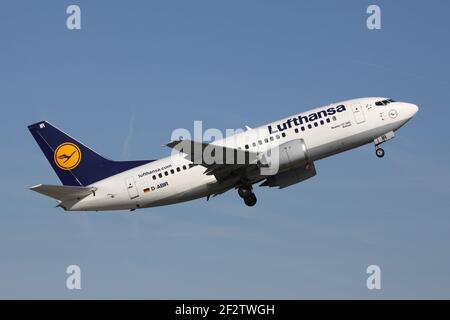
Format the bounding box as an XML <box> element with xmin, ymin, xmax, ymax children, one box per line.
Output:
<box><xmin>238</xmin><ymin>186</ymin><xmax>257</xmax><ymax>207</ymax></box>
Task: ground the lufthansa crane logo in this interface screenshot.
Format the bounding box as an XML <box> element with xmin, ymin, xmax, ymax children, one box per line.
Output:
<box><xmin>54</xmin><ymin>142</ymin><xmax>82</xmax><ymax>170</ymax></box>
<box><xmin>389</xmin><ymin>109</ymin><xmax>398</xmax><ymax>119</ymax></box>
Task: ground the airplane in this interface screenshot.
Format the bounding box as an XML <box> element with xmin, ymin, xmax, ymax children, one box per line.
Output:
<box><xmin>28</xmin><ymin>97</ymin><xmax>418</xmax><ymax>211</ymax></box>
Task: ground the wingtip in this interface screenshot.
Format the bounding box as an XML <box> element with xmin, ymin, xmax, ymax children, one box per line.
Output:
<box><xmin>165</xmin><ymin>140</ymin><xmax>183</xmax><ymax>148</ymax></box>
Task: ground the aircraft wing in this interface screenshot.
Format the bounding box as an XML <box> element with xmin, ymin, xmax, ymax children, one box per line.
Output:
<box><xmin>165</xmin><ymin>139</ymin><xmax>259</xmax><ymax>180</ymax></box>
<box><xmin>30</xmin><ymin>184</ymin><xmax>96</xmax><ymax>201</ymax></box>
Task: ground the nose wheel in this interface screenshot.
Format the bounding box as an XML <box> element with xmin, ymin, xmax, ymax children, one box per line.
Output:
<box><xmin>376</xmin><ymin>147</ymin><xmax>385</xmax><ymax>158</ymax></box>
<box><xmin>238</xmin><ymin>186</ymin><xmax>257</xmax><ymax>207</ymax></box>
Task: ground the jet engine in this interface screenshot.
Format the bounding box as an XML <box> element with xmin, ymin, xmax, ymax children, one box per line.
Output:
<box><xmin>259</xmin><ymin>139</ymin><xmax>317</xmax><ymax>188</ymax></box>
<box><xmin>258</xmin><ymin>139</ymin><xmax>310</xmax><ymax>174</ymax></box>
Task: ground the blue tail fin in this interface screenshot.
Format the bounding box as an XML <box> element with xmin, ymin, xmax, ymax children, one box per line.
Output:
<box><xmin>28</xmin><ymin>121</ymin><xmax>153</xmax><ymax>186</ymax></box>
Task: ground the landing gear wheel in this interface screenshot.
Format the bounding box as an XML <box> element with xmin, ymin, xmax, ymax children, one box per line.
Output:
<box><xmin>244</xmin><ymin>193</ymin><xmax>257</xmax><ymax>207</ymax></box>
<box><xmin>238</xmin><ymin>187</ymin><xmax>252</xmax><ymax>198</ymax></box>
<box><xmin>376</xmin><ymin>148</ymin><xmax>385</xmax><ymax>158</ymax></box>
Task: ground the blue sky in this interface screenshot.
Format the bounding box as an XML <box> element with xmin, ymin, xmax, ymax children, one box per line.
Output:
<box><xmin>1</xmin><ymin>0</ymin><xmax>449</xmax><ymax>299</ymax></box>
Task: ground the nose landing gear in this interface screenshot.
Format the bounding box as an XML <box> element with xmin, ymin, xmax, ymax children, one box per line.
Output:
<box><xmin>374</xmin><ymin>131</ymin><xmax>395</xmax><ymax>159</ymax></box>
<box><xmin>238</xmin><ymin>186</ymin><xmax>257</xmax><ymax>207</ymax></box>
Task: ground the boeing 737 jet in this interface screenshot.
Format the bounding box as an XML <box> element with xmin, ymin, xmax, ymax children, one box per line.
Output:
<box><xmin>28</xmin><ymin>97</ymin><xmax>418</xmax><ymax>210</ymax></box>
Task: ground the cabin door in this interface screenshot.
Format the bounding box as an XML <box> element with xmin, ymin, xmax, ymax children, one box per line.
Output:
<box><xmin>125</xmin><ymin>177</ymin><xmax>139</xmax><ymax>200</ymax></box>
<box><xmin>351</xmin><ymin>104</ymin><xmax>366</xmax><ymax>124</ymax></box>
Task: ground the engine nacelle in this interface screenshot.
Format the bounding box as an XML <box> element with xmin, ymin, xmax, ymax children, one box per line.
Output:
<box><xmin>258</xmin><ymin>139</ymin><xmax>310</xmax><ymax>175</ymax></box>
<box><xmin>261</xmin><ymin>162</ymin><xmax>317</xmax><ymax>189</ymax></box>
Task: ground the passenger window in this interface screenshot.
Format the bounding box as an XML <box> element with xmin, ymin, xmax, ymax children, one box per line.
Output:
<box><xmin>270</xmin><ymin>136</ymin><xmax>274</xmax><ymax>141</ymax></box>
<box><xmin>281</xmin><ymin>132</ymin><xmax>286</xmax><ymax>137</ymax></box>
<box><xmin>258</xmin><ymin>140</ymin><xmax>262</xmax><ymax>145</ymax></box>
<box><xmin>332</xmin><ymin>116</ymin><xmax>337</xmax><ymax>121</ymax></box>
<box><xmin>264</xmin><ymin>138</ymin><xmax>268</xmax><ymax>143</ymax></box>
<box><xmin>301</xmin><ymin>126</ymin><xmax>305</xmax><ymax>131</ymax></box>
<box><xmin>252</xmin><ymin>142</ymin><xmax>257</xmax><ymax>147</ymax></box>
<box><xmin>326</xmin><ymin>118</ymin><xmax>331</xmax><ymax>123</ymax></box>
<box><xmin>314</xmin><ymin>122</ymin><xmax>318</xmax><ymax>127</ymax></box>
<box><xmin>276</xmin><ymin>135</ymin><xmax>280</xmax><ymax>140</ymax></box>
<box><xmin>308</xmin><ymin>124</ymin><xmax>312</xmax><ymax>129</ymax></box>
<box><xmin>320</xmin><ymin>120</ymin><xmax>324</xmax><ymax>125</ymax></box>
<box><xmin>295</xmin><ymin>128</ymin><xmax>299</xmax><ymax>133</ymax></box>
<box><xmin>170</xmin><ymin>169</ymin><xmax>174</xmax><ymax>174</ymax></box>
<box><xmin>164</xmin><ymin>171</ymin><xmax>169</xmax><ymax>176</ymax></box>
<box><xmin>158</xmin><ymin>173</ymin><xmax>163</xmax><ymax>178</ymax></box>
<box><xmin>245</xmin><ymin>145</ymin><xmax>249</xmax><ymax>150</ymax></box>
<box><xmin>182</xmin><ymin>165</ymin><xmax>187</xmax><ymax>170</ymax></box>
<box><xmin>176</xmin><ymin>167</ymin><xmax>181</xmax><ymax>172</ymax></box>
<box><xmin>152</xmin><ymin>175</ymin><xmax>156</xmax><ymax>180</ymax></box>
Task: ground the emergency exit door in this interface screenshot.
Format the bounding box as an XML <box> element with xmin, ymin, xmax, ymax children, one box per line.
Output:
<box><xmin>125</xmin><ymin>177</ymin><xmax>139</xmax><ymax>200</ymax></box>
<box><xmin>351</xmin><ymin>104</ymin><xmax>366</xmax><ymax>124</ymax></box>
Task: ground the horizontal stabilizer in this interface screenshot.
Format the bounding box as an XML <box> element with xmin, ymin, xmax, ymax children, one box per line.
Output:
<box><xmin>30</xmin><ymin>184</ymin><xmax>96</xmax><ymax>201</ymax></box>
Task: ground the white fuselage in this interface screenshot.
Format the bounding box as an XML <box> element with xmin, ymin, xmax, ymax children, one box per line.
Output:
<box><xmin>67</xmin><ymin>97</ymin><xmax>418</xmax><ymax>211</ymax></box>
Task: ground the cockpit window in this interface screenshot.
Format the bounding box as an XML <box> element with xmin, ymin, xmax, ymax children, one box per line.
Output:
<box><xmin>375</xmin><ymin>99</ymin><xmax>396</xmax><ymax>106</ymax></box>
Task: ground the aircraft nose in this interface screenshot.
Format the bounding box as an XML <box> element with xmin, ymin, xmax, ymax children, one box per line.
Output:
<box><xmin>403</xmin><ymin>103</ymin><xmax>419</xmax><ymax>119</ymax></box>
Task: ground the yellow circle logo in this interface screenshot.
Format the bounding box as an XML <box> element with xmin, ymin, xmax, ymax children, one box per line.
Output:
<box><xmin>54</xmin><ymin>143</ymin><xmax>82</xmax><ymax>170</ymax></box>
